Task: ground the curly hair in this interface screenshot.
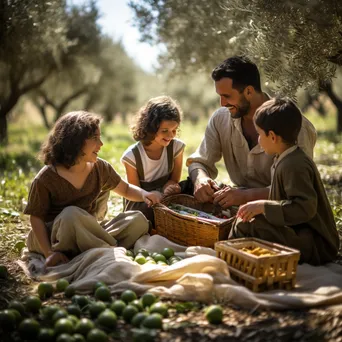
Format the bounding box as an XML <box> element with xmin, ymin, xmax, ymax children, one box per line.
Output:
<box><xmin>131</xmin><ymin>96</ymin><xmax>182</xmax><ymax>145</ymax></box>
<box><xmin>40</xmin><ymin>111</ymin><xmax>102</xmax><ymax>168</ymax></box>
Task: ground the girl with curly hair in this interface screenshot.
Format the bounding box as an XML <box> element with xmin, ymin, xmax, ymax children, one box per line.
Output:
<box><xmin>24</xmin><ymin>111</ymin><xmax>160</xmax><ymax>267</ymax></box>
<box><xmin>121</xmin><ymin>96</ymin><xmax>185</xmax><ymax>224</ymax></box>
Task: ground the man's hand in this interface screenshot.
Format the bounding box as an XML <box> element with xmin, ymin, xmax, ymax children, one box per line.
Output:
<box><xmin>45</xmin><ymin>251</ymin><xmax>69</xmax><ymax>268</ymax></box>
<box><xmin>213</xmin><ymin>187</ymin><xmax>247</xmax><ymax>208</ymax></box>
<box><xmin>194</xmin><ymin>177</ymin><xmax>220</xmax><ymax>203</ymax></box>
<box><xmin>236</xmin><ymin>200</ymin><xmax>265</xmax><ymax>222</ymax></box>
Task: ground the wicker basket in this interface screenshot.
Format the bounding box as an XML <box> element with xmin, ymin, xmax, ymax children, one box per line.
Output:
<box><xmin>153</xmin><ymin>194</ymin><xmax>236</xmax><ymax>248</ymax></box>
<box><xmin>215</xmin><ymin>238</ymin><xmax>300</xmax><ymax>292</ymax></box>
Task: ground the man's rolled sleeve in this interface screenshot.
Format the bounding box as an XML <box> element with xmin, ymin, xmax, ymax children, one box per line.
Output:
<box><xmin>188</xmin><ymin>161</ymin><xmax>212</xmax><ymax>178</ymax></box>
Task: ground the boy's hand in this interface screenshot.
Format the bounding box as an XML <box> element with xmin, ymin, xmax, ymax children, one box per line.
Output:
<box><xmin>45</xmin><ymin>251</ymin><xmax>69</xmax><ymax>268</ymax></box>
<box><xmin>237</xmin><ymin>200</ymin><xmax>265</xmax><ymax>222</ymax></box>
<box><xmin>163</xmin><ymin>183</ymin><xmax>181</xmax><ymax>197</ymax></box>
<box><xmin>144</xmin><ymin>191</ymin><xmax>162</xmax><ymax>207</ymax></box>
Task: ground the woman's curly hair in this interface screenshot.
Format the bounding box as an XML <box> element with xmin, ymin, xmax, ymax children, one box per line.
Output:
<box><xmin>131</xmin><ymin>96</ymin><xmax>182</xmax><ymax>145</ymax></box>
<box><xmin>40</xmin><ymin>111</ymin><xmax>102</xmax><ymax>168</ymax></box>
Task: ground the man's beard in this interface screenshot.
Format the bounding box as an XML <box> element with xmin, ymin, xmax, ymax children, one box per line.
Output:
<box><xmin>228</xmin><ymin>96</ymin><xmax>251</xmax><ymax>119</ymax></box>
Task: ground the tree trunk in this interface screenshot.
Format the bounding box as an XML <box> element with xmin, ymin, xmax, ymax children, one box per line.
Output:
<box><xmin>37</xmin><ymin>105</ymin><xmax>51</xmax><ymax>130</ymax></box>
<box><xmin>32</xmin><ymin>99</ymin><xmax>50</xmax><ymax>129</ymax></box>
<box><xmin>320</xmin><ymin>82</ymin><xmax>342</xmax><ymax>133</ymax></box>
<box><xmin>40</xmin><ymin>106</ymin><xmax>50</xmax><ymax>130</ymax></box>
<box><xmin>0</xmin><ymin>70</ymin><xmax>52</xmax><ymax>144</ymax></box>
<box><xmin>0</xmin><ymin>93</ymin><xmax>20</xmax><ymax>145</ymax></box>
<box><xmin>0</xmin><ymin>113</ymin><xmax>8</xmax><ymax>146</ymax></box>
<box><xmin>53</xmin><ymin>86</ymin><xmax>89</xmax><ymax>122</ymax></box>
<box><xmin>121</xmin><ymin>111</ymin><xmax>127</xmax><ymax>124</ymax></box>
<box><xmin>84</xmin><ymin>92</ymin><xmax>97</xmax><ymax>111</ymax></box>
<box><xmin>338</xmin><ymin>109</ymin><xmax>342</xmax><ymax>133</ymax></box>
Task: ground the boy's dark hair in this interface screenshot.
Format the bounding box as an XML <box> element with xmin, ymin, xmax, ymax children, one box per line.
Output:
<box><xmin>211</xmin><ymin>55</ymin><xmax>262</xmax><ymax>92</ymax></box>
<box><xmin>132</xmin><ymin>96</ymin><xmax>182</xmax><ymax>145</ymax></box>
<box><xmin>254</xmin><ymin>97</ymin><xmax>302</xmax><ymax>145</ymax></box>
<box><xmin>40</xmin><ymin>111</ymin><xmax>102</xmax><ymax>168</ymax></box>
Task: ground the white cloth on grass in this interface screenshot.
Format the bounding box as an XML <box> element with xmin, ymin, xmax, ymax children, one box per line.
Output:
<box><xmin>18</xmin><ymin>234</ymin><xmax>342</xmax><ymax>311</ymax></box>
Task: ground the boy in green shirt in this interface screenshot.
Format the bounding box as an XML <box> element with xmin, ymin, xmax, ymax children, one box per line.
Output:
<box><xmin>229</xmin><ymin>97</ymin><xmax>339</xmax><ymax>265</ymax></box>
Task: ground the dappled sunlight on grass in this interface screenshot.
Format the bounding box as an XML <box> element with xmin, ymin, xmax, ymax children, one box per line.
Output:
<box><xmin>305</xmin><ymin>108</ymin><xmax>337</xmax><ymax>133</ymax></box>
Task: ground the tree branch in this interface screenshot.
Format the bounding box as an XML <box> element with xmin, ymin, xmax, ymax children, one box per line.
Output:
<box><xmin>57</xmin><ymin>86</ymin><xmax>89</xmax><ymax>114</ymax></box>
<box><xmin>19</xmin><ymin>69</ymin><xmax>53</xmax><ymax>95</ymax></box>
<box><xmin>320</xmin><ymin>81</ymin><xmax>342</xmax><ymax>108</ymax></box>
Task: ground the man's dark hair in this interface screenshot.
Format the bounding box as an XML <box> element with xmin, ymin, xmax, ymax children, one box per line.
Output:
<box><xmin>211</xmin><ymin>56</ymin><xmax>262</xmax><ymax>92</ymax></box>
<box><xmin>254</xmin><ymin>97</ymin><xmax>302</xmax><ymax>145</ymax></box>
<box><xmin>40</xmin><ymin>111</ymin><xmax>101</xmax><ymax>168</ymax></box>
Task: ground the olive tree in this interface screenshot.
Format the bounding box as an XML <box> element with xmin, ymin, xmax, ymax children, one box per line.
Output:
<box><xmin>29</xmin><ymin>1</ymin><xmax>102</xmax><ymax>128</ymax></box>
<box><xmin>83</xmin><ymin>37</ymin><xmax>138</xmax><ymax>123</ymax></box>
<box><xmin>130</xmin><ymin>0</ymin><xmax>342</xmax><ymax>131</ymax></box>
<box><xmin>0</xmin><ymin>0</ymin><xmax>68</xmax><ymax>144</ymax></box>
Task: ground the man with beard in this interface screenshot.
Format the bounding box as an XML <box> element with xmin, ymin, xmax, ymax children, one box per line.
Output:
<box><xmin>186</xmin><ymin>56</ymin><xmax>317</xmax><ymax>208</ymax></box>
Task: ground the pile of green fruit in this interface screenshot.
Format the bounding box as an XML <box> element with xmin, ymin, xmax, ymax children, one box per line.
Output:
<box><xmin>0</xmin><ymin>279</ymin><xmax>169</xmax><ymax>342</ymax></box>
<box><xmin>126</xmin><ymin>247</ymin><xmax>183</xmax><ymax>266</ymax></box>
<box><xmin>0</xmin><ymin>249</ymin><xmax>224</xmax><ymax>341</ymax></box>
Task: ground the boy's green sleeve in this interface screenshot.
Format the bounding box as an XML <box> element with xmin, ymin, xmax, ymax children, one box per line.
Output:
<box><xmin>264</xmin><ymin>164</ymin><xmax>317</xmax><ymax>226</ymax></box>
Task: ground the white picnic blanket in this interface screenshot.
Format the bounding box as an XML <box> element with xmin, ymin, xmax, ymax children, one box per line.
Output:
<box><xmin>19</xmin><ymin>235</ymin><xmax>342</xmax><ymax>310</ymax></box>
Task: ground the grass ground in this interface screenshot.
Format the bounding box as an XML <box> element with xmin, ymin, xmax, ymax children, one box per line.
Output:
<box><xmin>0</xmin><ymin>110</ymin><xmax>341</xmax><ymax>341</ymax></box>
